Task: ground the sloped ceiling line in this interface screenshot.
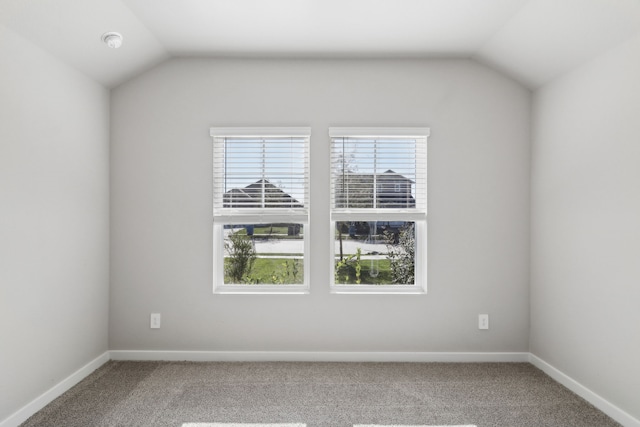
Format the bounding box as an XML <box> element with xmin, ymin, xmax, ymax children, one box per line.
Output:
<box><xmin>1</xmin><ymin>0</ymin><xmax>639</xmax><ymax>88</ymax></box>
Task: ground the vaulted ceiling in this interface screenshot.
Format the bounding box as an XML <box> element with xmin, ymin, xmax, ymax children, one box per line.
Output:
<box><xmin>1</xmin><ymin>0</ymin><xmax>639</xmax><ymax>88</ymax></box>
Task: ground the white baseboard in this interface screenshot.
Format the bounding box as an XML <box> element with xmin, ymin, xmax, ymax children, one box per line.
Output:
<box><xmin>0</xmin><ymin>351</ymin><xmax>110</xmax><ymax>427</ymax></box>
<box><xmin>109</xmin><ymin>350</ymin><xmax>529</xmax><ymax>363</ymax></box>
<box><xmin>529</xmin><ymin>354</ymin><xmax>640</xmax><ymax>427</ymax></box>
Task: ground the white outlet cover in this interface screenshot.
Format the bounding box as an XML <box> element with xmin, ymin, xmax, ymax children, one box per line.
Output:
<box><xmin>478</xmin><ymin>314</ymin><xmax>489</xmax><ymax>330</ymax></box>
<box><xmin>150</xmin><ymin>313</ymin><xmax>161</xmax><ymax>329</ymax></box>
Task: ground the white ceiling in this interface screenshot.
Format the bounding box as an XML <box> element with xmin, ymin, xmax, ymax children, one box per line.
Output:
<box><xmin>1</xmin><ymin>0</ymin><xmax>639</xmax><ymax>88</ymax></box>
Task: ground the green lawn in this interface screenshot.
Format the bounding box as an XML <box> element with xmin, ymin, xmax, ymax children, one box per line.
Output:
<box><xmin>224</xmin><ymin>257</ymin><xmax>303</xmax><ymax>284</ymax></box>
<box><xmin>236</xmin><ymin>226</ymin><xmax>288</xmax><ymax>235</ymax></box>
<box><xmin>223</xmin><ymin>255</ymin><xmax>396</xmax><ymax>285</ymax></box>
<box><xmin>233</xmin><ymin>226</ymin><xmax>303</xmax><ymax>240</ymax></box>
<box><xmin>334</xmin><ymin>258</ymin><xmax>392</xmax><ymax>285</ymax></box>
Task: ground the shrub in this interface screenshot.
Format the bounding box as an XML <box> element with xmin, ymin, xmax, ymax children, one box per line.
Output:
<box><xmin>224</xmin><ymin>232</ymin><xmax>256</xmax><ymax>283</ymax></box>
<box><xmin>385</xmin><ymin>223</ymin><xmax>415</xmax><ymax>284</ymax></box>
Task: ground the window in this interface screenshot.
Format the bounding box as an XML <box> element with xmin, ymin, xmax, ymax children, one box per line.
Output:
<box><xmin>211</xmin><ymin>127</ymin><xmax>310</xmax><ymax>293</ymax></box>
<box><xmin>330</xmin><ymin>127</ymin><xmax>429</xmax><ymax>293</ymax></box>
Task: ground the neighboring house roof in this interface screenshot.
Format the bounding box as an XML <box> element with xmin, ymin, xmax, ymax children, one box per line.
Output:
<box><xmin>225</xmin><ymin>188</ymin><xmax>252</xmax><ymax>199</ymax></box>
<box><xmin>223</xmin><ymin>179</ymin><xmax>302</xmax><ymax>208</ymax></box>
<box><xmin>378</xmin><ymin>169</ymin><xmax>415</xmax><ymax>184</ymax></box>
<box><xmin>339</xmin><ymin>169</ymin><xmax>415</xmax><ymax>184</ymax></box>
<box><xmin>335</xmin><ymin>170</ymin><xmax>416</xmax><ymax>208</ymax></box>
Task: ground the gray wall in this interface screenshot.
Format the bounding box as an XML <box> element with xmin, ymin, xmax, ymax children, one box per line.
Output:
<box><xmin>531</xmin><ymin>34</ymin><xmax>640</xmax><ymax>420</ymax></box>
<box><xmin>110</xmin><ymin>58</ymin><xmax>531</xmax><ymax>353</ymax></box>
<box><xmin>0</xmin><ymin>25</ymin><xmax>110</xmax><ymax>421</ymax></box>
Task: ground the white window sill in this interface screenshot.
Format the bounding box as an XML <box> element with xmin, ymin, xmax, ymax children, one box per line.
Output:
<box><xmin>214</xmin><ymin>285</ymin><xmax>309</xmax><ymax>295</ymax></box>
<box><xmin>330</xmin><ymin>285</ymin><xmax>427</xmax><ymax>295</ymax></box>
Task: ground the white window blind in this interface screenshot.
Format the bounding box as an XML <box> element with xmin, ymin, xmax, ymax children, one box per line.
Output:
<box><xmin>211</xmin><ymin>127</ymin><xmax>310</xmax><ymax>224</ymax></box>
<box><xmin>330</xmin><ymin>127</ymin><xmax>428</xmax><ymax>222</ymax></box>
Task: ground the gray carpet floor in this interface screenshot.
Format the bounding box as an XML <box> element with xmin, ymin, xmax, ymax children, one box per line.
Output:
<box><xmin>20</xmin><ymin>361</ymin><xmax>620</xmax><ymax>427</ymax></box>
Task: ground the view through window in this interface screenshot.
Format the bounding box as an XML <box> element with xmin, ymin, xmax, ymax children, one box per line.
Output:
<box><xmin>211</xmin><ymin>128</ymin><xmax>310</xmax><ymax>292</ymax></box>
<box><xmin>330</xmin><ymin>128</ymin><xmax>429</xmax><ymax>291</ymax></box>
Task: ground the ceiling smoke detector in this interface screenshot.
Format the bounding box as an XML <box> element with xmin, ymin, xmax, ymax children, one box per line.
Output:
<box><xmin>101</xmin><ymin>32</ymin><xmax>123</xmax><ymax>49</ymax></box>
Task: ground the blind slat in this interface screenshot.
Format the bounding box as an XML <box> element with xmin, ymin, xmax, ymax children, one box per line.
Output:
<box><xmin>330</xmin><ymin>130</ymin><xmax>428</xmax><ymax>212</ymax></box>
<box><xmin>212</xmin><ymin>130</ymin><xmax>310</xmax><ymax>216</ymax></box>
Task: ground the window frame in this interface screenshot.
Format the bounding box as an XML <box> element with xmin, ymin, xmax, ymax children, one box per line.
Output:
<box><xmin>329</xmin><ymin>127</ymin><xmax>429</xmax><ymax>294</ymax></box>
<box><xmin>210</xmin><ymin>127</ymin><xmax>311</xmax><ymax>294</ymax></box>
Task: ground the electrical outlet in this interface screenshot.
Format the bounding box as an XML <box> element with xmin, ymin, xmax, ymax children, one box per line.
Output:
<box><xmin>150</xmin><ymin>313</ymin><xmax>161</xmax><ymax>329</ymax></box>
<box><xmin>478</xmin><ymin>314</ymin><xmax>489</xmax><ymax>330</ymax></box>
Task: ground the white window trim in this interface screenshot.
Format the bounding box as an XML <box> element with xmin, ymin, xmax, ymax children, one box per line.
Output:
<box><xmin>211</xmin><ymin>127</ymin><xmax>311</xmax><ymax>295</ymax></box>
<box><xmin>212</xmin><ymin>223</ymin><xmax>310</xmax><ymax>295</ymax></box>
<box><xmin>329</xmin><ymin>127</ymin><xmax>429</xmax><ymax>295</ymax></box>
<box><xmin>328</xmin><ymin>127</ymin><xmax>430</xmax><ymax>138</ymax></box>
<box><xmin>329</xmin><ymin>220</ymin><xmax>427</xmax><ymax>295</ymax></box>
